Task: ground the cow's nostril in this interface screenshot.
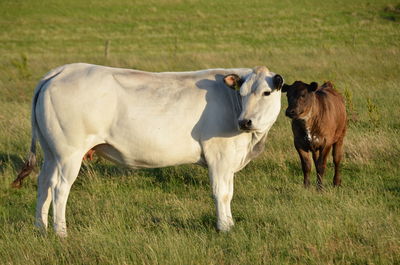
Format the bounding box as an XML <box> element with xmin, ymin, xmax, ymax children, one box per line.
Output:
<box><xmin>239</xmin><ymin>119</ymin><xmax>252</xmax><ymax>131</ymax></box>
<box><xmin>286</xmin><ymin>109</ymin><xmax>296</xmax><ymax>117</ymax></box>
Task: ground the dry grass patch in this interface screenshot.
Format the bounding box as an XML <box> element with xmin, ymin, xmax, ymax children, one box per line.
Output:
<box><xmin>345</xmin><ymin>129</ymin><xmax>397</xmax><ymax>164</ymax></box>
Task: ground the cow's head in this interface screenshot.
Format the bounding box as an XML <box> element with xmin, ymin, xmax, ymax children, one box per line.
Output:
<box><xmin>281</xmin><ymin>81</ymin><xmax>318</xmax><ymax>120</ymax></box>
<box><xmin>224</xmin><ymin>66</ymin><xmax>283</xmax><ymax>132</ymax></box>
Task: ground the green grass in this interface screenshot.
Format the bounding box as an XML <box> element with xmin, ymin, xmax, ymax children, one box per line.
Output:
<box><xmin>1</xmin><ymin>0</ymin><xmax>400</xmax><ymax>264</ymax></box>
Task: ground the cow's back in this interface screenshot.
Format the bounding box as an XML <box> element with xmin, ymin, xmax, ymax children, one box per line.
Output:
<box><xmin>315</xmin><ymin>85</ymin><xmax>347</xmax><ymax>143</ymax></box>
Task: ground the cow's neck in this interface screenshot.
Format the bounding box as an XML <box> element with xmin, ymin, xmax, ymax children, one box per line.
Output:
<box><xmin>231</xmin><ymin>90</ymin><xmax>243</xmax><ymax>119</ymax></box>
<box><xmin>244</xmin><ymin>131</ymin><xmax>268</xmax><ymax>162</ymax></box>
<box><xmin>297</xmin><ymin>97</ymin><xmax>325</xmax><ymax>146</ymax></box>
<box><xmin>307</xmin><ymin>95</ymin><xmax>325</xmax><ymax>137</ymax></box>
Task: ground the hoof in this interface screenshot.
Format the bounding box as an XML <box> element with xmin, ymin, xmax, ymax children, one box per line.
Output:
<box><xmin>217</xmin><ymin>218</ymin><xmax>234</xmax><ymax>232</ymax></box>
<box><xmin>54</xmin><ymin>224</ymin><xmax>68</xmax><ymax>238</ymax></box>
<box><xmin>55</xmin><ymin>231</ymin><xmax>68</xmax><ymax>238</ymax></box>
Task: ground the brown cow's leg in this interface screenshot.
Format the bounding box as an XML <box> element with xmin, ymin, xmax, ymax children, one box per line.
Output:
<box><xmin>311</xmin><ymin>150</ymin><xmax>319</xmax><ymax>188</ymax></box>
<box><xmin>296</xmin><ymin>148</ymin><xmax>312</xmax><ymax>188</ymax></box>
<box><xmin>316</xmin><ymin>146</ymin><xmax>331</xmax><ymax>190</ymax></box>
<box><xmin>312</xmin><ymin>149</ymin><xmax>320</xmax><ymax>168</ymax></box>
<box><xmin>332</xmin><ymin>139</ymin><xmax>344</xmax><ymax>186</ymax></box>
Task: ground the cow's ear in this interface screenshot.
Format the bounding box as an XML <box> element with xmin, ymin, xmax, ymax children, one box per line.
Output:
<box><xmin>273</xmin><ymin>74</ymin><xmax>284</xmax><ymax>90</ymax></box>
<box><xmin>308</xmin><ymin>82</ymin><xmax>318</xmax><ymax>92</ymax></box>
<box><xmin>223</xmin><ymin>74</ymin><xmax>243</xmax><ymax>90</ymax></box>
<box><xmin>282</xmin><ymin>84</ymin><xmax>290</xmax><ymax>93</ymax></box>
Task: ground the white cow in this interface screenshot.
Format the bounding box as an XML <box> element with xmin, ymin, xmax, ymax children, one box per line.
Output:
<box><xmin>15</xmin><ymin>63</ymin><xmax>283</xmax><ymax>236</ymax></box>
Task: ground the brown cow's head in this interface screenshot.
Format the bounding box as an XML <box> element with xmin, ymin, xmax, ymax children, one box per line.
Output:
<box><xmin>282</xmin><ymin>81</ymin><xmax>318</xmax><ymax>120</ymax></box>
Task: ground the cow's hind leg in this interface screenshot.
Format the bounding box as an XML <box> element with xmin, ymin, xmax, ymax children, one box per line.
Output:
<box><xmin>35</xmin><ymin>131</ymin><xmax>58</xmax><ymax>232</ymax></box>
<box><xmin>35</xmin><ymin>157</ymin><xmax>57</xmax><ymax>232</ymax></box>
<box><xmin>51</xmin><ymin>153</ymin><xmax>83</xmax><ymax>237</ymax></box>
<box><xmin>332</xmin><ymin>138</ymin><xmax>344</xmax><ymax>186</ymax></box>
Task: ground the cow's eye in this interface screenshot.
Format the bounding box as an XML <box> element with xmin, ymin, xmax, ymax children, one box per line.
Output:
<box><xmin>263</xmin><ymin>91</ymin><xmax>271</xmax><ymax>96</ymax></box>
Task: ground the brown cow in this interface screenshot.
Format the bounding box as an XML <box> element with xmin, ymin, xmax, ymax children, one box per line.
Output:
<box><xmin>282</xmin><ymin>81</ymin><xmax>346</xmax><ymax>189</ymax></box>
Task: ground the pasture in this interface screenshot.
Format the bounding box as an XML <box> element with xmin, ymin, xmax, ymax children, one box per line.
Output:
<box><xmin>0</xmin><ymin>0</ymin><xmax>399</xmax><ymax>264</ymax></box>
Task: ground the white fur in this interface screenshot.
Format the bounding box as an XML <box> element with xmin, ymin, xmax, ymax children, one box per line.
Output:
<box><xmin>28</xmin><ymin>63</ymin><xmax>282</xmax><ymax>236</ymax></box>
<box><xmin>306</xmin><ymin>127</ymin><xmax>312</xmax><ymax>142</ymax></box>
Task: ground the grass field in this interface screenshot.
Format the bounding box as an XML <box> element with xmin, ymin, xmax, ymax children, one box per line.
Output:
<box><xmin>1</xmin><ymin>0</ymin><xmax>400</xmax><ymax>264</ymax></box>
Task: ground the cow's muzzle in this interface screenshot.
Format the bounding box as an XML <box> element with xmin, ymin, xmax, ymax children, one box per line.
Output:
<box><xmin>285</xmin><ymin>109</ymin><xmax>297</xmax><ymax>119</ymax></box>
<box><xmin>238</xmin><ymin>119</ymin><xmax>253</xmax><ymax>131</ymax></box>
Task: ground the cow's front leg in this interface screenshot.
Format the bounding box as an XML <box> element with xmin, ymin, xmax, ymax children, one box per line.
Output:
<box><xmin>296</xmin><ymin>147</ymin><xmax>312</xmax><ymax>188</ymax></box>
<box><xmin>315</xmin><ymin>146</ymin><xmax>332</xmax><ymax>190</ymax></box>
<box><xmin>208</xmin><ymin>166</ymin><xmax>235</xmax><ymax>232</ymax></box>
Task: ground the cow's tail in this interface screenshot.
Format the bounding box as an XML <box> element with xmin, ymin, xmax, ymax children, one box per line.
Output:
<box><xmin>11</xmin><ymin>66</ymin><xmax>64</xmax><ymax>188</ymax></box>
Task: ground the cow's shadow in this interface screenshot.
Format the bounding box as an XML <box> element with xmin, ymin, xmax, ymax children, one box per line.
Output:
<box><xmin>80</xmin><ymin>159</ymin><xmax>208</xmax><ymax>189</ymax></box>
<box><xmin>159</xmin><ymin>213</ymin><xmax>216</xmax><ymax>231</ymax></box>
<box><xmin>191</xmin><ymin>74</ymin><xmax>242</xmax><ymax>142</ymax></box>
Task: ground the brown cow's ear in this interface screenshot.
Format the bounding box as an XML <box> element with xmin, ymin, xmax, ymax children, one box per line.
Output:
<box><xmin>309</xmin><ymin>82</ymin><xmax>318</xmax><ymax>92</ymax></box>
<box><xmin>273</xmin><ymin>74</ymin><xmax>284</xmax><ymax>90</ymax></box>
<box><xmin>223</xmin><ymin>74</ymin><xmax>243</xmax><ymax>90</ymax></box>
<box><xmin>282</xmin><ymin>84</ymin><xmax>290</xmax><ymax>93</ymax></box>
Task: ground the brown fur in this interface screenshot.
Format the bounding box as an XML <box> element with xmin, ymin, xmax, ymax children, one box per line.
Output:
<box><xmin>83</xmin><ymin>149</ymin><xmax>96</xmax><ymax>161</ymax></box>
<box><xmin>11</xmin><ymin>160</ymin><xmax>35</xmax><ymax>188</ymax></box>
<box><xmin>283</xmin><ymin>81</ymin><xmax>347</xmax><ymax>189</ymax></box>
<box><xmin>12</xmin><ymin>149</ymin><xmax>96</xmax><ymax>188</ymax></box>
